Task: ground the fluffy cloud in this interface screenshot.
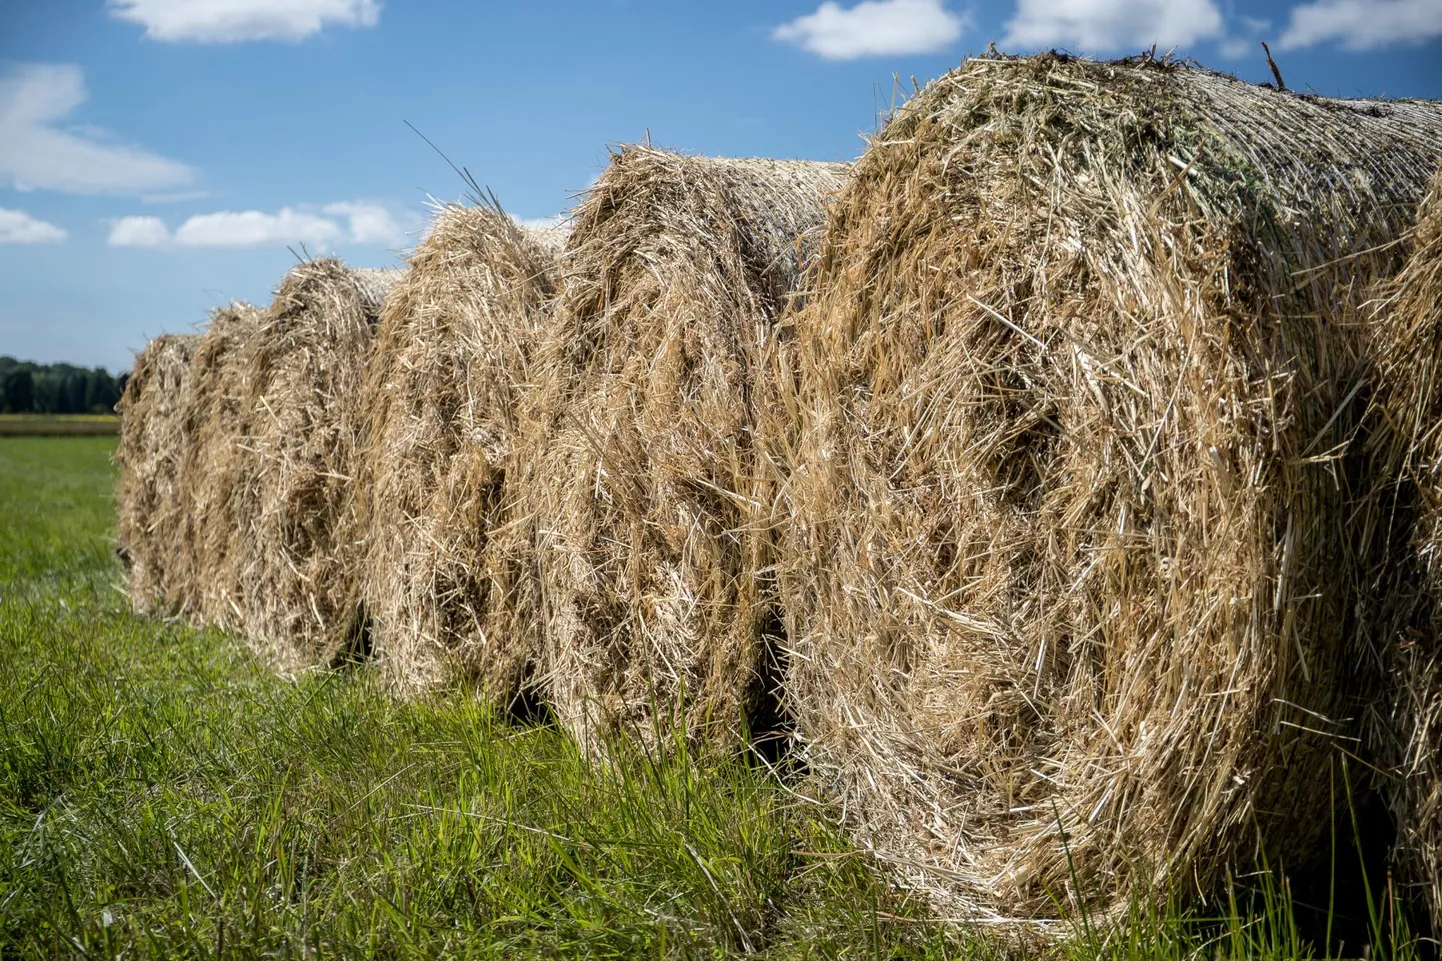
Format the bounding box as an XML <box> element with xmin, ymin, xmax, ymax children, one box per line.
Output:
<box><xmin>773</xmin><ymin>0</ymin><xmax>965</xmax><ymax>59</ymax></box>
<box><xmin>1217</xmin><ymin>16</ymin><xmax>1271</xmax><ymax>58</ymax></box>
<box><xmin>107</xmin><ymin>202</ymin><xmax>402</xmax><ymax>248</ymax></box>
<box><xmin>173</xmin><ymin>208</ymin><xmax>344</xmax><ymax>247</ymax></box>
<box><xmin>0</xmin><ymin>63</ymin><xmax>196</xmax><ymax>195</ymax></box>
<box><xmin>107</xmin><ymin>216</ymin><xmax>171</xmax><ymax>247</ymax></box>
<box><xmin>108</xmin><ymin>0</ymin><xmax>380</xmax><ymax>43</ymax></box>
<box><xmin>1002</xmin><ymin>0</ymin><xmax>1225</xmax><ymax>52</ymax></box>
<box><xmin>0</xmin><ymin>208</ymin><xmax>67</xmax><ymax>244</ymax></box>
<box><xmin>1279</xmin><ymin>0</ymin><xmax>1442</xmax><ymax>50</ymax></box>
<box><xmin>322</xmin><ymin>202</ymin><xmax>404</xmax><ymax>245</ymax></box>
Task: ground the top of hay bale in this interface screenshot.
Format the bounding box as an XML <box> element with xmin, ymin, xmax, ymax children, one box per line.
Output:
<box><xmin>525</xmin><ymin>146</ymin><xmax>848</xmax><ymax>755</ymax></box>
<box><xmin>359</xmin><ymin>201</ymin><xmax>565</xmax><ymax>700</ymax></box>
<box><xmin>772</xmin><ymin>52</ymin><xmax>1442</xmax><ymax>924</ymax></box>
<box><xmin>352</xmin><ymin>267</ymin><xmax>403</xmax><ymax>305</ymax></box>
<box><xmin>508</xmin><ymin>219</ymin><xmax>569</xmax><ymax>256</ymax></box>
<box><xmin>558</xmin><ymin>149</ymin><xmax>849</xmax><ymax>336</ymax></box>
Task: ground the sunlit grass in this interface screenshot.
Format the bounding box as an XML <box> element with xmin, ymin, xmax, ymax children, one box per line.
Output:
<box><xmin>0</xmin><ymin>436</ymin><xmax>1427</xmax><ymax>958</ymax></box>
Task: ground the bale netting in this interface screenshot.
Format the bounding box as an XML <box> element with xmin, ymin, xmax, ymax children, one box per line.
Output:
<box><xmin>1366</xmin><ymin>170</ymin><xmax>1442</xmax><ymax>930</ymax></box>
<box><xmin>175</xmin><ymin>301</ymin><xmax>264</xmax><ymax>631</ymax></box>
<box><xmin>229</xmin><ymin>259</ymin><xmax>400</xmax><ymax>671</ymax></box>
<box><xmin>525</xmin><ymin>147</ymin><xmax>848</xmax><ymax>755</ymax></box>
<box><xmin>770</xmin><ymin>53</ymin><xmax>1442</xmax><ymax>924</ymax></box>
<box><xmin>115</xmin><ymin>333</ymin><xmax>200</xmax><ymax>616</ymax></box>
<box><xmin>358</xmin><ymin>202</ymin><xmax>565</xmax><ymax>701</ymax></box>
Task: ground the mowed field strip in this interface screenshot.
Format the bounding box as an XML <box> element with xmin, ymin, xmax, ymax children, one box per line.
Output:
<box><xmin>0</xmin><ymin>414</ymin><xmax>119</xmax><ymax>436</ymax></box>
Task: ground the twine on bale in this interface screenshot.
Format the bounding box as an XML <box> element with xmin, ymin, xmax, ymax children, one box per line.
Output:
<box><xmin>115</xmin><ymin>333</ymin><xmax>199</xmax><ymax>616</ymax></box>
<box><xmin>358</xmin><ymin>202</ymin><xmax>565</xmax><ymax>701</ymax></box>
<box><xmin>524</xmin><ymin>147</ymin><xmax>848</xmax><ymax>755</ymax></box>
<box><xmin>769</xmin><ymin>53</ymin><xmax>1442</xmax><ymax>924</ymax></box>
<box><xmin>228</xmin><ymin>259</ymin><xmax>400</xmax><ymax>671</ymax></box>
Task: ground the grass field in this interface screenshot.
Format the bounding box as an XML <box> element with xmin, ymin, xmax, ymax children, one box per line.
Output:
<box><xmin>0</xmin><ymin>437</ymin><xmax>1423</xmax><ymax>959</ymax></box>
<box><xmin>0</xmin><ymin>414</ymin><xmax>119</xmax><ymax>436</ymax></box>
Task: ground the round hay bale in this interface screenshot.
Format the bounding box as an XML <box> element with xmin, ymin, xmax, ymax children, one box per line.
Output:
<box><xmin>526</xmin><ymin>147</ymin><xmax>848</xmax><ymax>754</ymax></box>
<box><xmin>358</xmin><ymin>202</ymin><xmax>565</xmax><ymax>700</ymax></box>
<box><xmin>231</xmin><ymin>259</ymin><xmax>400</xmax><ymax>670</ymax></box>
<box><xmin>770</xmin><ymin>53</ymin><xmax>1442</xmax><ymax>922</ymax></box>
<box><xmin>174</xmin><ymin>301</ymin><xmax>264</xmax><ymax>631</ymax></box>
<box><xmin>1366</xmin><ymin>170</ymin><xmax>1442</xmax><ymax>930</ymax></box>
<box><xmin>115</xmin><ymin>332</ymin><xmax>199</xmax><ymax>616</ymax></box>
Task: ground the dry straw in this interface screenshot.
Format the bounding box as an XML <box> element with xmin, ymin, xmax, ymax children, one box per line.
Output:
<box><xmin>358</xmin><ymin>202</ymin><xmax>565</xmax><ymax>701</ymax></box>
<box><xmin>525</xmin><ymin>146</ymin><xmax>848</xmax><ymax>753</ymax></box>
<box><xmin>769</xmin><ymin>53</ymin><xmax>1442</xmax><ymax>923</ymax></box>
<box><xmin>174</xmin><ymin>301</ymin><xmax>264</xmax><ymax>630</ymax></box>
<box><xmin>115</xmin><ymin>333</ymin><xmax>199</xmax><ymax>615</ymax></box>
<box><xmin>227</xmin><ymin>259</ymin><xmax>399</xmax><ymax>670</ymax></box>
<box><xmin>1365</xmin><ymin>170</ymin><xmax>1442</xmax><ymax>929</ymax></box>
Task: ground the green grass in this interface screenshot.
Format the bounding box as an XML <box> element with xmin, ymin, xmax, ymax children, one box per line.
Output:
<box><xmin>0</xmin><ymin>414</ymin><xmax>119</xmax><ymax>436</ymax></box>
<box><xmin>0</xmin><ymin>437</ymin><xmax>1424</xmax><ymax>958</ymax></box>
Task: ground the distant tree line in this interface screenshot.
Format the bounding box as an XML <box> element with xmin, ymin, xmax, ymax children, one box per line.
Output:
<box><xmin>0</xmin><ymin>356</ymin><xmax>128</xmax><ymax>415</ymax></box>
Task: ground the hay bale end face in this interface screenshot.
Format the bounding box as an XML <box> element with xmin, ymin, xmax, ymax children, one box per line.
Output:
<box><xmin>359</xmin><ymin>204</ymin><xmax>564</xmax><ymax>700</ymax></box>
<box><xmin>230</xmin><ymin>258</ymin><xmax>399</xmax><ymax>671</ymax></box>
<box><xmin>1368</xmin><ymin>170</ymin><xmax>1442</xmax><ymax>930</ymax></box>
<box><xmin>115</xmin><ymin>333</ymin><xmax>200</xmax><ymax>616</ymax></box>
<box><xmin>772</xmin><ymin>54</ymin><xmax>1442</xmax><ymax>922</ymax></box>
<box><xmin>526</xmin><ymin>147</ymin><xmax>848</xmax><ymax>754</ymax></box>
<box><xmin>176</xmin><ymin>301</ymin><xmax>264</xmax><ymax>631</ymax></box>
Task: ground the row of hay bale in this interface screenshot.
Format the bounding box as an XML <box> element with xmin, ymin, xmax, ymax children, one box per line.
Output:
<box><xmin>115</xmin><ymin>53</ymin><xmax>1442</xmax><ymax>931</ymax></box>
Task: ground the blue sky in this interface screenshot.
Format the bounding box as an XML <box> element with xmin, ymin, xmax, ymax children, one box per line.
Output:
<box><xmin>1</xmin><ymin>0</ymin><xmax>1439</xmax><ymax>372</ymax></box>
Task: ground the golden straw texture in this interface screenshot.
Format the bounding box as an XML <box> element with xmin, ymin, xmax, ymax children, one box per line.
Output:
<box><xmin>115</xmin><ymin>333</ymin><xmax>199</xmax><ymax>616</ymax></box>
<box><xmin>770</xmin><ymin>54</ymin><xmax>1442</xmax><ymax>923</ymax></box>
<box><xmin>358</xmin><ymin>203</ymin><xmax>564</xmax><ymax>701</ymax></box>
<box><xmin>228</xmin><ymin>259</ymin><xmax>399</xmax><ymax>671</ymax></box>
<box><xmin>173</xmin><ymin>301</ymin><xmax>264</xmax><ymax>630</ymax></box>
<box><xmin>525</xmin><ymin>147</ymin><xmax>848</xmax><ymax>754</ymax></box>
<box><xmin>1365</xmin><ymin>169</ymin><xmax>1442</xmax><ymax>929</ymax></box>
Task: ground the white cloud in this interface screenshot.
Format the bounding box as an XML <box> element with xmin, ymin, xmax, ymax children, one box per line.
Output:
<box><xmin>773</xmin><ymin>0</ymin><xmax>965</xmax><ymax>59</ymax></box>
<box><xmin>323</xmin><ymin>201</ymin><xmax>404</xmax><ymax>245</ymax></box>
<box><xmin>1279</xmin><ymin>0</ymin><xmax>1442</xmax><ymax>50</ymax></box>
<box><xmin>105</xmin><ymin>202</ymin><xmax>402</xmax><ymax>248</ymax></box>
<box><xmin>108</xmin><ymin>0</ymin><xmax>380</xmax><ymax>43</ymax></box>
<box><xmin>0</xmin><ymin>63</ymin><xmax>196</xmax><ymax>196</ymax></box>
<box><xmin>108</xmin><ymin>215</ymin><xmax>171</xmax><ymax>247</ymax></box>
<box><xmin>1002</xmin><ymin>0</ymin><xmax>1225</xmax><ymax>52</ymax></box>
<box><xmin>1217</xmin><ymin>15</ymin><xmax>1271</xmax><ymax>59</ymax></box>
<box><xmin>1217</xmin><ymin>37</ymin><xmax>1252</xmax><ymax>57</ymax></box>
<box><xmin>0</xmin><ymin>208</ymin><xmax>66</xmax><ymax>244</ymax></box>
<box><xmin>173</xmin><ymin>208</ymin><xmax>344</xmax><ymax>247</ymax></box>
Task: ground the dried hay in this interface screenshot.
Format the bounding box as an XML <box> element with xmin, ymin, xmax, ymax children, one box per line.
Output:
<box><xmin>768</xmin><ymin>53</ymin><xmax>1442</xmax><ymax>923</ymax></box>
<box><xmin>525</xmin><ymin>146</ymin><xmax>848</xmax><ymax>753</ymax></box>
<box><xmin>115</xmin><ymin>333</ymin><xmax>199</xmax><ymax>615</ymax></box>
<box><xmin>228</xmin><ymin>259</ymin><xmax>399</xmax><ymax>670</ymax></box>
<box><xmin>1365</xmin><ymin>169</ymin><xmax>1442</xmax><ymax>929</ymax></box>
<box><xmin>173</xmin><ymin>301</ymin><xmax>264</xmax><ymax>630</ymax></box>
<box><xmin>358</xmin><ymin>202</ymin><xmax>564</xmax><ymax>699</ymax></box>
